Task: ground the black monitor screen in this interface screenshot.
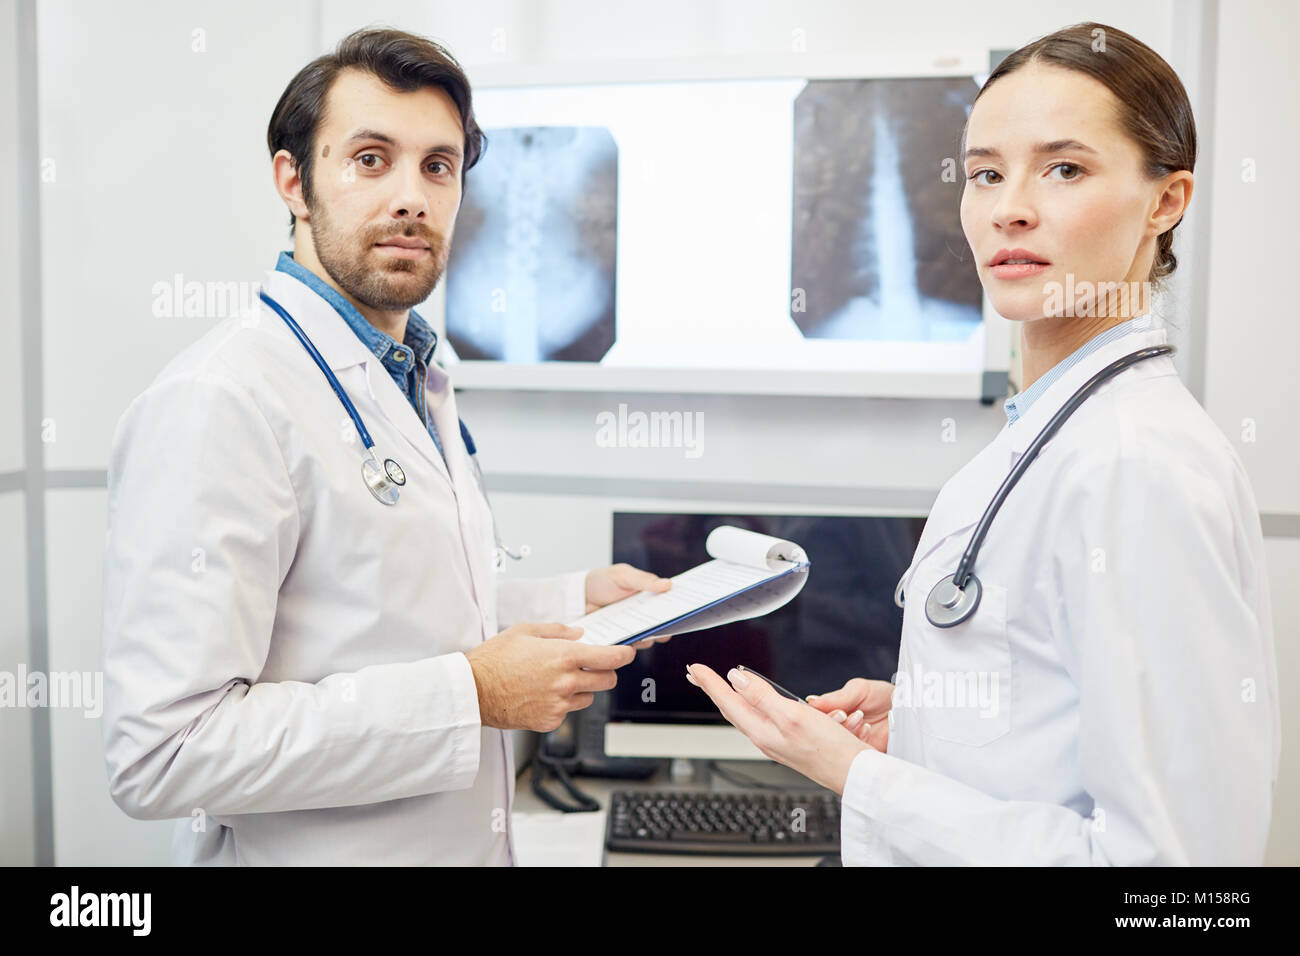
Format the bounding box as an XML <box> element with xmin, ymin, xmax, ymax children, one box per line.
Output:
<box><xmin>608</xmin><ymin>512</ymin><xmax>925</xmax><ymax>724</ymax></box>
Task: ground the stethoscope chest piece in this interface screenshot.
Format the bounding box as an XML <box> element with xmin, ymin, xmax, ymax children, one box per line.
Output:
<box><xmin>925</xmin><ymin>572</ymin><xmax>982</xmax><ymax>629</ymax></box>
<box><xmin>382</xmin><ymin>458</ymin><xmax>406</xmax><ymax>486</ymax></box>
<box><xmin>361</xmin><ymin>455</ymin><xmax>401</xmax><ymax>506</ymax></box>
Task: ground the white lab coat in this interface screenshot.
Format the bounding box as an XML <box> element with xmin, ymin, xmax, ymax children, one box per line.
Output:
<box><xmin>840</xmin><ymin>324</ymin><xmax>1280</xmax><ymax>865</ymax></box>
<box><xmin>101</xmin><ymin>266</ymin><xmax>586</xmax><ymax>865</ymax></box>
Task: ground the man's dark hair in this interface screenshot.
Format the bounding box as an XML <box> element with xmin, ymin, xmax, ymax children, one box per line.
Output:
<box><xmin>267</xmin><ymin>27</ymin><xmax>486</xmax><ymax>236</ymax></box>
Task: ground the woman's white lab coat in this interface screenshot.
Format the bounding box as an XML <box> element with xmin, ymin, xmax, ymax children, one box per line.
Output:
<box><xmin>100</xmin><ymin>266</ymin><xmax>586</xmax><ymax>865</ymax></box>
<box><xmin>840</xmin><ymin>324</ymin><xmax>1280</xmax><ymax>865</ymax></box>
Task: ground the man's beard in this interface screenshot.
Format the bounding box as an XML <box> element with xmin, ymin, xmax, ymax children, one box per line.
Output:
<box><xmin>308</xmin><ymin>201</ymin><xmax>447</xmax><ymax>312</ymax></box>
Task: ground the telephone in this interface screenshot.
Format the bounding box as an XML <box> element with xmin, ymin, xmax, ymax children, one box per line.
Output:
<box><xmin>530</xmin><ymin>691</ymin><xmax>657</xmax><ymax>812</ymax></box>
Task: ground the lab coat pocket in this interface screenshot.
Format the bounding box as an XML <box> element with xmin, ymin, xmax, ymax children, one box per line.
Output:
<box><xmin>907</xmin><ymin>579</ymin><xmax>1012</xmax><ymax>748</ymax></box>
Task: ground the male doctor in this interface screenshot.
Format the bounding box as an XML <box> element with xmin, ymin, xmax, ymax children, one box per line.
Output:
<box><xmin>101</xmin><ymin>27</ymin><xmax>668</xmax><ymax>865</ymax></box>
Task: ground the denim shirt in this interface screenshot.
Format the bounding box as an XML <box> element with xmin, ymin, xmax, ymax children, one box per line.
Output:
<box><xmin>1004</xmin><ymin>315</ymin><xmax>1152</xmax><ymax>425</ymax></box>
<box><xmin>275</xmin><ymin>251</ymin><xmax>445</xmax><ymax>461</ymax></box>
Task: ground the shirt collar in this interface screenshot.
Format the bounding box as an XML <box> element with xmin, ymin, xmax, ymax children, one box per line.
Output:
<box><xmin>1003</xmin><ymin>323</ymin><xmax>1172</xmax><ymax>460</ymax></box>
<box><xmin>274</xmin><ymin>251</ymin><xmax>437</xmax><ymax>364</ymax></box>
<box><xmin>402</xmin><ymin>311</ymin><xmax>439</xmax><ymax>366</ymax></box>
<box><xmin>1004</xmin><ymin>314</ymin><xmax>1155</xmax><ymax>424</ymax></box>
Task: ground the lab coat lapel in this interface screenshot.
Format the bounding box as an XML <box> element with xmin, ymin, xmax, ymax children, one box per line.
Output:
<box><xmin>261</xmin><ymin>270</ymin><xmax>454</xmax><ymax>487</ymax></box>
<box><xmin>917</xmin><ymin>435</ymin><xmax>1015</xmax><ymax>559</ymax></box>
<box><xmin>895</xmin><ymin>430</ymin><xmax>1017</xmax><ymax>601</ymax></box>
<box><xmin>366</xmin><ymin>364</ymin><xmax>455</xmax><ymax>487</ymax></box>
<box><xmin>425</xmin><ymin>364</ymin><xmax>497</xmax><ymax>620</ymax></box>
<box><xmin>261</xmin><ymin>270</ymin><xmax>373</xmax><ymax>372</ymax></box>
<box><xmin>262</xmin><ymin>268</ymin><xmax>494</xmax><ymax>615</ymax></box>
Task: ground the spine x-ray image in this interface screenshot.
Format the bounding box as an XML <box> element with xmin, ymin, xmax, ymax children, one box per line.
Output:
<box><xmin>446</xmin><ymin>126</ymin><xmax>618</xmax><ymax>362</ymax></box>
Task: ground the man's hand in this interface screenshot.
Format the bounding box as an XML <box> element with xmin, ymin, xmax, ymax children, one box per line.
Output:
<box><xmin>585</xmin><ymin>563</ymin><xmax>674</xmax><ymax>651</ymax></box>
<box><xmin>584</xmin><ymin>563</ymin><xmax>671</xmax><ymax>613</ymax></box>
<box><xmin>806</xmin><ymin>677</ymin><xmax>893</xmax><ymax>752</ymax></box>
<box><xmin>464</xmin><ymin>621</ymin><xmax>636</xmax><ymax>732</ymax></box>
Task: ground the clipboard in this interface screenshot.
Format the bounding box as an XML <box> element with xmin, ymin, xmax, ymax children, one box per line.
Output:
<box><xmin>572</xmin><ymin>526</ymin><xmax>811</xmax><ymax>647</ymax></box>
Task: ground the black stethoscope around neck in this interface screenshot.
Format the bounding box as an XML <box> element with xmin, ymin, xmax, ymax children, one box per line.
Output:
<box><xmin>901</xmin><ymin>344</ymin><xmax>1174</xmax><ymax>629</ymax></box>
<box><xmin>259</xmin><ymin>289</ymin><xmax>529</xmax><ymax>563</ymax></box>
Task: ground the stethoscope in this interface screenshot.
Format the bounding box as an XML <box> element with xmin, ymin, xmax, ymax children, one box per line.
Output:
<box><xmin>898</xmin><ymin>344</ymin><xmax>1174</xmax><ymax>629</ymax></box>
<box><xmin>259</xmin><ymin>290</ymin><xmax>530</xmax><ymax>566</ymax></box>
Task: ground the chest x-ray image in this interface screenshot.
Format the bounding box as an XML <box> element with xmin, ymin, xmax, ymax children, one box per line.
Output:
<box><xmin>791</xmin><ymin>77</ymin><xmax>984</xmax><ymax>342</ymax></box>
<box><xmin>445</xmin><ymin>125</ymin><xmax>618</xmax><ymax>363</ymax></box>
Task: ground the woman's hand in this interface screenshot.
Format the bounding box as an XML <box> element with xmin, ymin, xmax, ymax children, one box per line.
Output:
<box><xmin>686</xmin><ymin>663</ymin><xmax>874</xmax><ymax>795</ymax></box>
<box><xmin>806</xmin><ymin>678</ymin><xmax>893</xmax><ymax>752</ymax></box>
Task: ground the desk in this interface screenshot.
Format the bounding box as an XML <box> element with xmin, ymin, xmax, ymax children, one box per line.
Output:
<box><xmin>512</xmin><ymin>763</ymin><xmax>833</xmax><ymax>866</ymax></box>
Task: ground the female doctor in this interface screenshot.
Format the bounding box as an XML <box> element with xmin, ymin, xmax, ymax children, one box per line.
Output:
<box><xmin>688</xmin><ymin>22</ymin><xmax>1280</xmax><ymax>865</ymax></box>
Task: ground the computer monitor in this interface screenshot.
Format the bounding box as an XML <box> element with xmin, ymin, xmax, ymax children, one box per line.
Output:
<box><xmin>604</xmin><ymin>511</ymin><xmax>926</xmax><ymax>760</ymax></box>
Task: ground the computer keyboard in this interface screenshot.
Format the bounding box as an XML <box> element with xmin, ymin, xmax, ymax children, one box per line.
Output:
<box><xmin>606</xmin><ymin>789</ymin><xmax>841</xmax><ymax>855</ymax></box>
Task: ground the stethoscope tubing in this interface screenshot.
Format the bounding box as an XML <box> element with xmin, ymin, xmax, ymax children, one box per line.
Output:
<box><xmin>259</xmin><ymin>290</ymin><xmax>377</xmax><ymax>452</ymax></box>
<box><xmin>259</xmin><ymin>288</ymin><xmax>525</xmax><ymax>560</ymax></box>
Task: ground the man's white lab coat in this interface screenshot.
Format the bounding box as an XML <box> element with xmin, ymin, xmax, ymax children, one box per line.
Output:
<box><xmin>101</xmin><ymin>267</ymin><xmax>585</xmax><ymax>865</ymax></box>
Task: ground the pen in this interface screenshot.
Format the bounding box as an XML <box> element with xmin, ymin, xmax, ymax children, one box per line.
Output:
<box><xmin>734</xmin><ymin>665</ymin><xmax>812</xmax><ymax>706</ymax></box>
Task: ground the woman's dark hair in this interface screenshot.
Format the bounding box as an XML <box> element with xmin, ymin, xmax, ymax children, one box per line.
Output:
<box><xmin>267</xmin><ymin>27</ymin><xmax>486</xmax><ymax>235</ymax></box>
<box><xmin>966</xmin><ymin>22</ymin><xmax>1196</xmax><ymax>283</ymax></box>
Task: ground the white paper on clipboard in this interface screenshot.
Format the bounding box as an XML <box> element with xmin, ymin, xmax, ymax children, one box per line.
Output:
<box><xmin>571</xmin><ymin>526</ymin><xmax>811</xmax><ymax>646</ymax></box>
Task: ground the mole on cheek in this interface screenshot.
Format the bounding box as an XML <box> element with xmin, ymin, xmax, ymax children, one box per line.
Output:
<box><xmin>321</xmin><ymin>145</ymin><xmax>330</xmax><ymax>158</ymax></box>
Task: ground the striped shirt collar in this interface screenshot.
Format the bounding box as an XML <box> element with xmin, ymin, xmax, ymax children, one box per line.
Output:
<box><xmin>1004</xmin><ymin>314</ymin><xmax>1154</xmax><ymax>425</ymax></box>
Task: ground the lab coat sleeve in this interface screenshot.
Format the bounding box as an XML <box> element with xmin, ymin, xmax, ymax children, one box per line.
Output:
<box><xmin>495</xmin><ymin>571</ymin><xmax>589</xmax><ymax>629</ymax></box>
<box><xmin>840</xmin><ymin>448</ymin><xmax>1275</xmax><ymax>865</ymax></box>
<box><xmin>101</xmin><ymin>371</ymin><xmax>482</xmax><ymax>821</ymax></box>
